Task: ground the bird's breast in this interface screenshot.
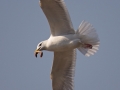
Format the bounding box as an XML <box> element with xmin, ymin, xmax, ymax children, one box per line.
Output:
<box><xmin>46</xmin><ymin>34</ymin><xmax>80</xmax><ymax>51</ymax></box>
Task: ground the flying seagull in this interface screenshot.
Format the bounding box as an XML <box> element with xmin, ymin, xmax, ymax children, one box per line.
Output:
<box><xmin>34</xmin><ymin>0</ymin><xmax>100</xmax><ymax>90</ymax></box>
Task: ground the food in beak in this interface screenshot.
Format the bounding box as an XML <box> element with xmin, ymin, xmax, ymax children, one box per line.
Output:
<box><xmin>35</xmin><ymin>51</ymin><xmax>43</xmax><ymax>58</ymax></box>
<box><xmin>35</xmin><ymin>52</ymin><xmax>38</xmax><ymax>57</ymax></box>
<box><xmin>40</xmin><ymin>51</ymin><xmax>43</xmax><ymax>57</ymax></box>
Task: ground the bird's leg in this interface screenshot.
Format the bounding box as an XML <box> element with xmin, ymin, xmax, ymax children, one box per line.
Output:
<box><xmin>82</xmin><ymin>43</ymin><xmax>92</xmax><ymax>49</ymax></box>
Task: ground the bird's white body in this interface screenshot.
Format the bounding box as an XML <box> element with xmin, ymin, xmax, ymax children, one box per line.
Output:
<box><xmin>35</xmin><ymin>0</ymin><xmax>100</xmax><ymax>90</ymax></box>
<box><xmin>46</xmin><ymin>34</ymin><xmax>80</xmax><ymax>51</ymax></box>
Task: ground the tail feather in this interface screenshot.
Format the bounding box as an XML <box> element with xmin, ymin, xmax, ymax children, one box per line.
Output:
<box><xmin>76</xmin><ymin>21</ymin><xmax>100</xmax><ymax>57</ymax></box>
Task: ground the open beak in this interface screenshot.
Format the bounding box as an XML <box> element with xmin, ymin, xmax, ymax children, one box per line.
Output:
<box><xmin>34</xmin><ymin>49</ymin><xmax>43</xmax><ymax>58</ymax></box>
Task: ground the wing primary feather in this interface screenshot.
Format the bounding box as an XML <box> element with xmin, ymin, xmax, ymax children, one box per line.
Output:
<box><xmin>40</xmin><ymin>0</ymin><xmax>75</xmax><ymax>36</ymax></box>
<box><xmin>51</xmin><ymin>49</ymin><xmax>76</xmax><ymax>90</ymax></box>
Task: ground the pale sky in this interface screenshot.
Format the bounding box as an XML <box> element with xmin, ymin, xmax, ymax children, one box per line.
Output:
<box><xmin>0</xmin><ymin>0</ymin><xmax>120</xmax><ymax>90</ymax></box>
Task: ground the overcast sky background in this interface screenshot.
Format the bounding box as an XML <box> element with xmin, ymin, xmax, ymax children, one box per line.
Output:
<box><xmin>0</xmin><ymin>0</ymin><xmax>120</xmax><ymax>90</ymax></box>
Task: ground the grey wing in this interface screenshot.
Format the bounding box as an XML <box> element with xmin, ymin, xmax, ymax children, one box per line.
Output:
<box><xmin>51</xmin><ymin>49</ymin><xmax>76</xmax><ymax>90</ymax></box>
<box><xmin>40</xmin><ymin>0</ymin><xmax>75</xmax><ymax>36</ymax></box>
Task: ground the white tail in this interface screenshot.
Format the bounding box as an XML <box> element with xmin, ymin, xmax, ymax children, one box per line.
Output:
<box><xmin>76</xmin><ymin>21</ymin><xmax>100</xmax><ymax>57</ymax></box>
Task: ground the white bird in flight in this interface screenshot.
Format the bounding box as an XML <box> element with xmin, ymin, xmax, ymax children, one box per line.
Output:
<box><xmin>34</xmin><ymin>0</ymin><xmax>100</xmax><ymax>90</ymax></box>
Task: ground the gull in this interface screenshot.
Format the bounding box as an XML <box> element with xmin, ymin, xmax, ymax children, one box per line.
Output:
<box><xmin>34</xmin><ymin>0</ymin><xmax>100</xmax><ymax>90</ymax></box>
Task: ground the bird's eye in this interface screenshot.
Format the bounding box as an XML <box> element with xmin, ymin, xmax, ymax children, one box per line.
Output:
<box><xmin>39</xmin><ymin>43</ymin><xmax>42</xmax><ymax>46</ymax></box>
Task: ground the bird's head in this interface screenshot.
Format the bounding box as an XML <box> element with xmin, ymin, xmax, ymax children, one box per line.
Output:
<box><xmin>34</xmin><ymin>41</ymin><xmax>44</xmax><ymax>58</ymax></box>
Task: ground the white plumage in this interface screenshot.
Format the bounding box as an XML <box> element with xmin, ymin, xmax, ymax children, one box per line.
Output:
<box><xmin>77</xmin><ymin>21</ymin><xmax>100</xmax><ymax>56</ymax></box>
<box><xmin>34</xmin><ymin>0</ymin><xmax>100</xmax><ymax>90</ymax></box>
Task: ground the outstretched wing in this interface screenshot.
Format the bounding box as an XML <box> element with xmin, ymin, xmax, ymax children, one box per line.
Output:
<box><xmin>40</xmin><ymin>0</ymin><xmax>75</xmax><ymax>36</ymax></box>
<box><xmin>51</xmin><ymin>49</ymin><xmax>76</xmax><ymax>90</ymax></box>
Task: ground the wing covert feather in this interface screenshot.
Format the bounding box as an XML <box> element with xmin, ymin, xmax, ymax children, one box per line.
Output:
<box><xmin>40</xmin><ymin>0</ymin><xmax>75</xmax><ymax>36</ymax></box>
<box><xmin>51</xmin><ymin>49</ymin><xmax>76</xmax><ymax>90</ymax></box>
